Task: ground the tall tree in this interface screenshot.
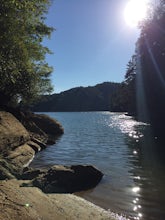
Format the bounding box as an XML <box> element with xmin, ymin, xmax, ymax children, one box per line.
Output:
<box><xmin>112</xmin><ymin>0</ymin><xmax>165</xmax><ymax>131</ymax></box>
<box><xmin>110</xmin><ymin>56</ymin><xmax>137</xmax><ymax>114</ymax></box>
<box><xmin>121</xmin><ymin>0</ymin><xmax>165</xmax><ymax>137</ymax></box>
<box><xmin>0</xmin><ymin>0</ymin><xmax>53</xmax><ymax>106</ymax></box>
<box><xmin>137</xmin><ymin>0</ymin><xmax>165</xmax><ymax>132</ymax></box>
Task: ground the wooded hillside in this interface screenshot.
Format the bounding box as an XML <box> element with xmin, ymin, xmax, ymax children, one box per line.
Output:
<box><xmin>32</xmin><ymin>82</ymin><xmax>120</xmax><ymax>112</ymax></box>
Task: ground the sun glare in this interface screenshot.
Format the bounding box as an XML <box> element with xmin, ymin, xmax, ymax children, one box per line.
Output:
<box><xmin>124</xmin><ymin>0</ymin><xmax>148</xmax><ymax>27</ymax></box>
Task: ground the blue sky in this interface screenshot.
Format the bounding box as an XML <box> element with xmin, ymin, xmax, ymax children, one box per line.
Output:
<box><xmin>44</xmin><ymin>0</ymin><xmax>140</xmax><ymax>93</ymax></box>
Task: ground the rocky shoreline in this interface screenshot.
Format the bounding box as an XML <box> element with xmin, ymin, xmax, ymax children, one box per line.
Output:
<box><xmin>0</xmin><ymin>110</ymin><xmax>128</xmax><ymax>220</ymax></box>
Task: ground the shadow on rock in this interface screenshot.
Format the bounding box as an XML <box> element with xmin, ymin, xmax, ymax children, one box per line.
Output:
<box><xmin>22</xmin><ymin>165</ymin><xmax>103</xmax><ymax>193</ymax></box>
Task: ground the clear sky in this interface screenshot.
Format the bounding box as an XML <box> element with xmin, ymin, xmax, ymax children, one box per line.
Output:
<box><xmin>44</xmin><ymin>0</ymin><xmax>140</xmax><ymax>93</ymax></box>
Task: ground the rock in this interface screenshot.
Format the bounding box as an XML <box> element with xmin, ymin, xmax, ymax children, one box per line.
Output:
<box><xmin>0</xmin><ymin>109</ymin><xmax>64</xmax><ymax>179</ymax></box>
<box><xmin>31</xmin><ymin>165</ymin><xmax>103</xmax><ymax>193</ymax></box>
<box><xmin>0</xmin><ymin>165</ymin><xmax>15</xmax><ymax>180</ymax></box>
<box><xmin>71</xmin><ymin>165</ymin><xmax>103</xmax><ymax>188</ymax></box>
<box><xmin>31</xmin><ymin>137</ymin><xmax>47</xmax><ymax>150</ymax></box>
<box><xmin>10</xmin><ymin>110</ymin><xmax>49</xmax><ymax>143</ymax></box>
<box><xmin>0</xmin><ymin>111</ymin><xmax>30</xmax><ymax>154</ymax></box>
<box><xmin>0</xmin><ymin>179</ymin><xmax>118</xmax><ymax>220</ymax></box>
<box><xmin>7</xmin><ymin>144</ymin><xmax>35</xmax><ymax>170</ymax></box>
<box><xmin>21</xmin><ymin>167</ymin><xmax>45</xmax><ymax>180</ymax></box>
<box><xmin>27</xmin><ymin>141</ymin><xmax>41</xmax><ymax>153</ymax></box>
<box><xmin>27</xmin><ymin>113</ymin><xmax>64</xmax><ymax>144</ymax></box>
<box><xmin>8</xmin><ymin>109</ymin><xmax>64</xmax><ymax>144</ymax></box>
<box><xmin>0</xmin><ymin>159</ymin><xmax>16</xmax><ymax>180</ymax></box>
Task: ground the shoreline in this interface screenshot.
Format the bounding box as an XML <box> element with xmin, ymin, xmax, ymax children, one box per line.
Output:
<box><xmin>0</xmin><ymin>110</ymin><xmax>129</xmax><ymax>220</ymax></box>
<box><xmin>0</xmin><ymin>179</ymin><xmax>129</xmax><ymax>220</ymax></box>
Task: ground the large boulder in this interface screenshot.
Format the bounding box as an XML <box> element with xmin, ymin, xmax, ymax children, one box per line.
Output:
<box><xmin>26</xmin><ymin>113</ymin><xmax>64</xmax><ymax>144</ymax></box>
<box><xmin>30</xmin><ymin>165</ymin><xmax>103</xmax><ymax>193</ymax></box>
<box><xmin>0</xmin><ymin>111</ymin><xmax>30</xmax><ymax>154</ymax></box>
<box><xmin>0</xmin><ymin>110</ymin><xmax>64</xmax><ymax>179</ymax></box>
<box><xmin>8</xmin><ymin>109</ymin><xmax>64</xmax><ymax>144</ymax></box>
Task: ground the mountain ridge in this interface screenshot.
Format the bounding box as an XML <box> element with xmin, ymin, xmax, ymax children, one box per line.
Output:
<box><xmin>32</xmin><ymin>82</ymin><xmax>120</xmax><ymax>112</ymax></box>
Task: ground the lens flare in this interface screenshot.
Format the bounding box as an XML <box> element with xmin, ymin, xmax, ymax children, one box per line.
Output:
<box><xmin>124</xmin><ymin>0</ymin><xmax>148</xmax><ymax>27</ymax></box>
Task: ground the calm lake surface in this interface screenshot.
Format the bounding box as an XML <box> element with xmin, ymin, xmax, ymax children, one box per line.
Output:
<box><xmin>30</xmin><ymin>112</ymin><xmax>165</xmax><ymax>220</ymax></box>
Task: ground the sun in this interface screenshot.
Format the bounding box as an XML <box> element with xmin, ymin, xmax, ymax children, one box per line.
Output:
<box><xmin>124</xmin><ymin>0</ymin><xmax>148</xmax><ymax>27</ymax></box>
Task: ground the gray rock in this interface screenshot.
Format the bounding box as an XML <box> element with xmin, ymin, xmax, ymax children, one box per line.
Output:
<box><xmin>31</xmin><ymin>165</ymin><xmax>103</xmax><ymax>193</ymax></box>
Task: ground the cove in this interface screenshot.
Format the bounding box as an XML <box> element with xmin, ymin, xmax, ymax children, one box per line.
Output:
<box><xmin>31</xmin><ymin>112</ymin><xmax>165</xmax><ymax>220</ymax></box>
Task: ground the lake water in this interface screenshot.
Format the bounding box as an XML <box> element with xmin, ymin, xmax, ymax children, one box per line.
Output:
<box><xmin>30</xmin><ymin>112</ymin><xmax>165</xmax><ymax>220</ymax></box>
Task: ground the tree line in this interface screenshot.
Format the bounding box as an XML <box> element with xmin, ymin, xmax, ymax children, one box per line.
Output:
<box><xmin>111</xmin><ymin>0</ymin><xmax>165</xmax><ymax>136</ymax></box>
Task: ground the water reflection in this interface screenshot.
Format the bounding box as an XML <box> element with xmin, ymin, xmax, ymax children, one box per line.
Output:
<box><xmin>110</xmin><ymin>113</ymin><xmax>165</xmax><ymax>220</ymax></box>
<box><xmin>126</xmin><ymin>128</ymin><xmax>165</xmax><ymax>219</ymax></box>
<box><xmin>132</xmin><ymin>187</ymin><xmax>140</xmax><ymax>193</ymax></box>
<box><xmin>133</xmin><ymin>150</ymin><xmax>138</xmax><ymax>155</ymax></box>
<box><xmin>31</xmin><ymin>112</ymin><xmax>165</xmax><ymax>220</ymax></box>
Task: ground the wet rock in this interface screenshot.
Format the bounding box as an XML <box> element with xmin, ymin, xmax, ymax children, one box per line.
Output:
<box><xmin>31</xmin><ymin>165</ymin><xmax>103</xmax><ymax>193</ymax></box>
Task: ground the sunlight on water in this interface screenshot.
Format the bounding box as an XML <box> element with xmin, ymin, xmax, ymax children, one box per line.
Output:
<box><xmin>131</xmin><ymin>186</ymin><xmax>142</xmax><ymax>220</ymax></box>
<box><xmin>109</xmin><ymin>113</ymin><xmax>148</xmax><ymax>140</ymax></box>
<box><xmin>108</xmin><ymin>114</ymin><xmax>152</xmax><ymax>219</ymax></box>
<box><xmin>31</xmin><ymin>112</ymin><xmax>165</xmax><ymax>220</ymax></box>
<box><xmin>132</xmin><ymin>187</ymin><xmax>140</xmax><ymax>193</ymax></box>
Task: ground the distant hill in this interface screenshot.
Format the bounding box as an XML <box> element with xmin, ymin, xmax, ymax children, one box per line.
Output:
<box><xmin>31</xmin><ymin>82</ymin><xmax>120</xmax><ymax>112</ymax></box>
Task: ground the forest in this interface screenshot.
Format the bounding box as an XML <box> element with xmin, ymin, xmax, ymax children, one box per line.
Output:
<box><xmin>31</xmin><ymin>82</ymin><xmax>120</xmax><ymax>112</ymax></box>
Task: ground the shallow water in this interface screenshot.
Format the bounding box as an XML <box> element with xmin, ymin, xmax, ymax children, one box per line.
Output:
<box><xmin>30</xmin><ymin>112</ymin><xmax>165</xmax><ymax>220</ymax></box>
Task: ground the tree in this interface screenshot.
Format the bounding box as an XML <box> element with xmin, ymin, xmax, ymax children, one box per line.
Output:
<box><xmin>0</xmin><ymin>0</ymin><xmax>54</xmax><ymax>106</ymax></box>
<box><xmin>110</xmin><ymin>56</ymin><xmax>137</xmax><ymax>114</ymax></box>
<box><xmin>112</xmin><ymin>0</ymin><xmax>165</xmax><ymax>132</ymax></box>
<box><xmin>124</xmin><ymin>57</ymin><xmax>136</xmax><ymax>85</ymax></box>
<box><xmin>124</xmin><ymin>56</ymin><xmax>137</xmax><ymax>114</ymax></box>
<box><xmin>124</xmin><ymin>0</ymin><xmax>165</xmax><ymax>136</ymax></box>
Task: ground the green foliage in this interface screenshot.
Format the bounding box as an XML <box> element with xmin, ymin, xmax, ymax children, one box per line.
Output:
<box><xmin>0</xmin><ymin>0</ymin><xmax>53</xmax><ymax>106</ymax></box>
